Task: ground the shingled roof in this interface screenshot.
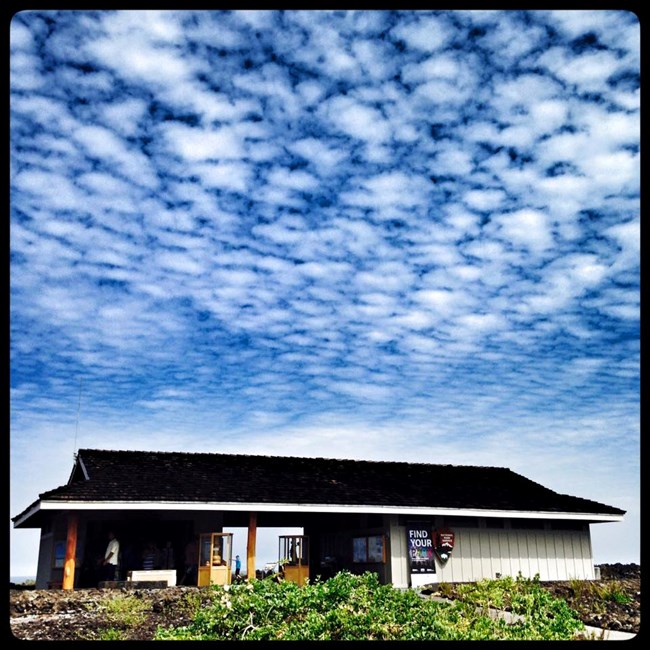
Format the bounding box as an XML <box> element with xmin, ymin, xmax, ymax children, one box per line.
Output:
<box><xmin>12</xmin><ymin>449</ymin><xmax>624</xmax><ymax>525</ymax></box>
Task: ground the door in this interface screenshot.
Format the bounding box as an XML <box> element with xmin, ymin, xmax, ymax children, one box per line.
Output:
<box><xmin>279</xmin><ymin>535</ymin><xmax>309</xmax><ymax>586</ymax></box>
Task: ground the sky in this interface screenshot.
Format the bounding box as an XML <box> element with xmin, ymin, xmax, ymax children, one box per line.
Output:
<box><xmin>10</xmin><ymin>9</ymin><xmax>640</xmax><ymax>578</ymax></box>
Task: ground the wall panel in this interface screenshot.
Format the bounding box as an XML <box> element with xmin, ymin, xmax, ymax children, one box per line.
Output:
<box><xmin>432</xmin><ymin>526</ymin><xmax>594</xmax><ymax>583</ymax></box>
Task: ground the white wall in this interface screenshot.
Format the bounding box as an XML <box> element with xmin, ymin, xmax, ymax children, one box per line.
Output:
<box><xmin>435</xmin><ymin>527</ymin><xmax>595</xmax><ymax>582</ymax></box>
<box><xmin>388</xmin><ymin>517</ymin><xmax>408</xmax><ymax>588</ymax></box>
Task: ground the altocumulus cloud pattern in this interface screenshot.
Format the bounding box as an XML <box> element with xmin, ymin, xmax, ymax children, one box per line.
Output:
<box><xmin>10</xmin><ymin>10</ymin><xmax>639</xmax><ymax>569</ymax></box>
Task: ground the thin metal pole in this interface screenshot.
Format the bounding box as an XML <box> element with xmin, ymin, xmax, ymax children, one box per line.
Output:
<box><xmin>73</xmin><ymin>378</ymin><xmax>82</xmax><ymax>456</ymax></box>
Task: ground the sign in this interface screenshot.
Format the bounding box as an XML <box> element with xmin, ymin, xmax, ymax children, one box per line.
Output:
<box><xmin>434</xmin><ymin>529</ymin><xmax>455</xmax><ymax>563</ymax></box>
<box><xmin>406</xmin><ymin>522</ymin><xmax>436</xmax><ymax>574</ymax></box>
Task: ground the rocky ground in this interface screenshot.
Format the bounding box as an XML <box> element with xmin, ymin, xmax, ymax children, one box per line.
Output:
<box><xmin>425</xmin><ymin>563</ymin><xmax>640</xmax><ymax>636</ymax></box>
<box><xmin>9</xmin><ymin>585</ymin><xmax>213</xmax><ymax>641</ymax></box>
<box><xmin>9</xmin><ymin>564</ymin><xmax>640</xmax><ymax>641</ymax></box>
<box><xmin>541</xmin><ymin>563</ymin><xmax>640</xmax><ymax>634</ymax></box>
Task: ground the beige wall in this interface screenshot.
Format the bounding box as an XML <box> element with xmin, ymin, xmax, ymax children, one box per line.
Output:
<box><xmin>388</xmin><ymin>520</ymin><xmax>595</xmax><ymax>585</ymax></box>
<box><xmin>434</xmin><ymin>527</ymin><xmax>595</xmax><ymax>582</ymax></box>
<box><xmin>388</xmin><ymin>519</ymin><xmax>409</xmax><ymax>588</ymax></box>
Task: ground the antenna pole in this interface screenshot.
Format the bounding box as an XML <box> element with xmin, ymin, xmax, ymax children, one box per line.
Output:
<box><xmin>73</xmin><ymin>378</ymin><xmax>82</xmax><ymax>457</ymax></box>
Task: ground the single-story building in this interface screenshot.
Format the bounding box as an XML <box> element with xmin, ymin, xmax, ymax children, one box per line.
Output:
<box><xmin>12</xmin><ymin>448</ymin><xmax>624</xmax><ymax>589</ymax></box>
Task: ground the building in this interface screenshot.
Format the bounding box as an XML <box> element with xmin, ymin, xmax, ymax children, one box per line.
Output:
<box><xmin>11</xmin><ymin>448</ymin><xmax>624</xmax><ymax>589</ymax></box>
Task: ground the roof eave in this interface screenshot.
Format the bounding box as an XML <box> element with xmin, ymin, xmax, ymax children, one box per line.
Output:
<box><xmin>12</xmin><ymin>501</ymin><xmax>42</xmax><ymax>528</ymax></box>
<box><xmin>33</xmin><ymin>499</ymin><xmax>625</xmax><ymax>522</ymax></box>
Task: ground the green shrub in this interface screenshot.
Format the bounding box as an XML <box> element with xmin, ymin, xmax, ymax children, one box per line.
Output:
<box><xmin>154</xmin><ymin>571</ymin><xmax>585</xmax><ymax>641</ymax></box>
<box><xmin>103</xmin><ymin>593</ymin><xmax>149</xmax><ymax>628</ymax></box>
<box><xmin>82</xmin><ymin>592</ymin><xmax>150</xmax><ymax>639</ymax></box>
<box><xmin>568</xmin><ymin>578</ymin><xmax>632</xmax><ymax>611</ymax></box>
<box><xmin>437</xmin><ymin>581</ymin><xmax>454</xmax><ymax>598</ymax></box>
<box><xmin>98</xmin><ymin>627</ymin><xmax>125</xmax><ymax>641</ymax></box>
<box><xmin>596</xmin><ymin>581</ymin><xmax>632</xmax><ymax>605</ymax></box>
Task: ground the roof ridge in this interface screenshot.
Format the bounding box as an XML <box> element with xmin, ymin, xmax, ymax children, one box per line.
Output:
<box><xmin>77</xmin><ymin>447</ymin><xmax>510</xmax><ymax>470</ymax></box>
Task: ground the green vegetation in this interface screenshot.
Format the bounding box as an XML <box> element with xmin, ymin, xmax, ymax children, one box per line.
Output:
<box><xmin>104</xmin><ymin>593</ymin><xmax>149</xmax><ymax>628</ymax></box>
<box><xmin>594</xmin><ymin>581</ymin><xmax>632</xmax><ymax>605</ymax></box>
<box><xmin>569</xmin><ymin>577</ymin><xmax>632</xmax><ymax>613</ymax></box>
<box><xmin>85</xmin><ymin>592</ymin><xmax>150</xmax><ymax>639</ymax></box>
<box><xmin>98</xmin><ymin>627</ymin><xmax>126</xmax><ymax>641</ymax></box>
<box><xmin>436</xmin><ymin>581</ymin><xmax>454</xmax><ymax>598</ymax></box>
<box><xmin>154</xmin><ymin>571</ymin><xmax>585</xmax><ymax>641</ymax></box>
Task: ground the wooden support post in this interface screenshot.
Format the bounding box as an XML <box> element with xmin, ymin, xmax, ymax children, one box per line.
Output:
<box><xmin>247</xmin><ymin>512</ymin><xmax>257</xmax><ymax>581</ymax></box>
<box><xmin>62</xmin><ymin>512</ymin><xmax>78</xmax><ymax>590</ymax></box>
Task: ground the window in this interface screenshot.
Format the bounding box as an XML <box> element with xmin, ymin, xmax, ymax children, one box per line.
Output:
<box><xmin>53</xmin><ymin>541</ymin><xmax>66</xmax><ymax>568</ymax></box>
<box><xmin>352</xmin><ymin>535</ymin><xmax>386</xmax><ymax>563</ymax></box>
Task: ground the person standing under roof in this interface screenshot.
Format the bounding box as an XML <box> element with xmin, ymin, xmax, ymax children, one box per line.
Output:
<box><xmin>161</xmin><ymin>540</ymin><xmax>175</xmax><ymax>570</ymax></box>
<box><xmin>180</xmin><ymin>535</ymin><xmax>199</xmax><ymax>585</ymax></box>
<box><xmin>234</xmin><ymin>554</ymin><xmax>241</xmax><ymax>578</ymax></box>
<box><xmin>100</xmin><ymin>531</ymin><xmax>120</xmax><ymax>582</ymax></box>
<box><xmin>142</xmin><ymin>541</ymin><xmax>159</xmax><ymax>570</ymax></box>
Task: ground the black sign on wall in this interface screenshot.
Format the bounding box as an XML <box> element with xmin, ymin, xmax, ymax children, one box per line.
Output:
<box><xmin>406</xmin><ymin>521</ymin><xmax>436</xmax><ymax>574</ymax></box>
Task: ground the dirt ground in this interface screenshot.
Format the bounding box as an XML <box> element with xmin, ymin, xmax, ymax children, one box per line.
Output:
<box><xmin>9</xmin><ymin>564</ymin><xmax>640</xmax><ymax>641</ymax></box>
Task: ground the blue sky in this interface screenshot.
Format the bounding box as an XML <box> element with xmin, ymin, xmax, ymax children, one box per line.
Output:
<box><xmin>10</xmin><ymin>10</ymin><xmax>639</xmax><ymax>577</ymax></box>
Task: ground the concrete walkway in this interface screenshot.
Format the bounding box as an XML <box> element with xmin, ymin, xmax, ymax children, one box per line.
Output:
<box><xmin>581</xmin><ymin>625</ymin><xmax>636</xmax><ymax>641</ymax></box>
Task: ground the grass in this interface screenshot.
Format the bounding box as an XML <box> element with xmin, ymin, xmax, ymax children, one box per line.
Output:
<box><xmin>79</xmin><ymin>592</ymin><xmax>151</xmax><ymax>639</ymax></box>
<box><xmin>103</xmin><ymin>593</ymin><xmax>149</xmax><ymax>627</ymax></box>
<box><xmin>569</xmin><ymin>577</ymin><xmax>632</xmax><ymax>610</ymax></box>
<box><xmin>595</xmin><ymin>581</ymin><xmax>633</xmax><ymax>605</ymax></box>
<box><xmin>98</xmin><ymin>627</ymin><xmax>126</xmax><ymax>640</ymax></box>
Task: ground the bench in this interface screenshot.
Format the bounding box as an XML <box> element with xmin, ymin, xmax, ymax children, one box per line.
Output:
<box><xmin>127</xmin><ymin>569</ymin><xmax>177</xmax><ymax>587</ymax></box>
<box><xmin>99</xmin><ymin>580</ymin><xmax>168</xmax><ymax>589</ymax></box>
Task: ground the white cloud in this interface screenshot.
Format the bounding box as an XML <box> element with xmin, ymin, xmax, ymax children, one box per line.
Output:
<box><xmin>431</xmin><ymin>147</ymin><xmax>474</xmax><ymax>176</ymax></box>
<box><xmin>402</xmin><ymin>54</ymin><xmax>460</xmax><ymax>83</ymax></box>
<box><xmin>529</xmin><ymin>100</ymin><xmax>569</xmax><ymax>133</ymax></box>
<box><xmin>156</xmin><ymin>251</ymin><xmax>205</xmax><ymax>275</ymax></box>
<box><xmin>101</xmin><ymin>98</ymin><xmax>150</xmax><ymax>136</ymax></box>
<box><xmin>267</xmin><ymin>167</ymin><xmax>319</xmax><ymax>191</ymax></box>
<box><xmin>604</xmin><ymin>219</ymin><xmax>639</xmax><ymax>271</ymax></box>
<box><xmin>455</xmin><ymin>312</ymin><xmax>505</xmax><ymax>334</ymax></box>
<box><xmin>323</xmin><ymin>96</ymin><xmax>391</xmax><ymax>142</ymax></box>
<box><xmin>491</xmin><ymin>209</ymin><xmax>554</xmax><ymax>254</ymax></box>
<box><xmin>161</xmin><ymin>123</ymin><xmax>244</xmax><ymax>161</ymax></box>
<box><xmin>390</xmin><ymin>14</ymin><xmax>451</xmax><ymax>51</ymax></box>
<box><xmin>195</xmin><ymin>162</ymin><xmax>252</xmax><ymax>192</ymax></box>
<box><xmin>76</xmin><ymin>171</ymin><xmax>136</xmax><ymax>196</ymax></box>
<box><xmin>581</xmin><ymin>150</ymin><xmax>639</xmax><ymax>192</ymax></box>
<box><xmin>414</xmin><ymin>78</ymin><xmax>471</xmax><ymax>104</ymax></box>
<box><xmin>14</xmin><ymin>169</ymin><xmax>85</xmax><ymax>211</ymax></box>
<box><xmin>463</xmin><ymin>189</ymin><xmax>507</xmax><ymax>211</ymax></box>
<box><xmin>10</xmin><ymin>51</ymin><xmax>44</xmax><ymax>90</ymax></box>
<box><xmin>87</xmin><ymin>13</ymin><xmax>191</xmax><ymax>85</ymax></box>
<box><xmin>10</xmin><ymin>18</ymin><xmax>34</xmax><ymax>50</ymax></box>
<box><xmin>544</xmin><ymin>49</ymin><xmax>622</xmax><ymax>91</ymax></box>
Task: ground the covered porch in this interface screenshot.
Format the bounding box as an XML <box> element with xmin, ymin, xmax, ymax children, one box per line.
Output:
<box><xmin>16</xmin><ymin>505</ymin><xmax>399</xmax><ymax>590</ymax></box>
